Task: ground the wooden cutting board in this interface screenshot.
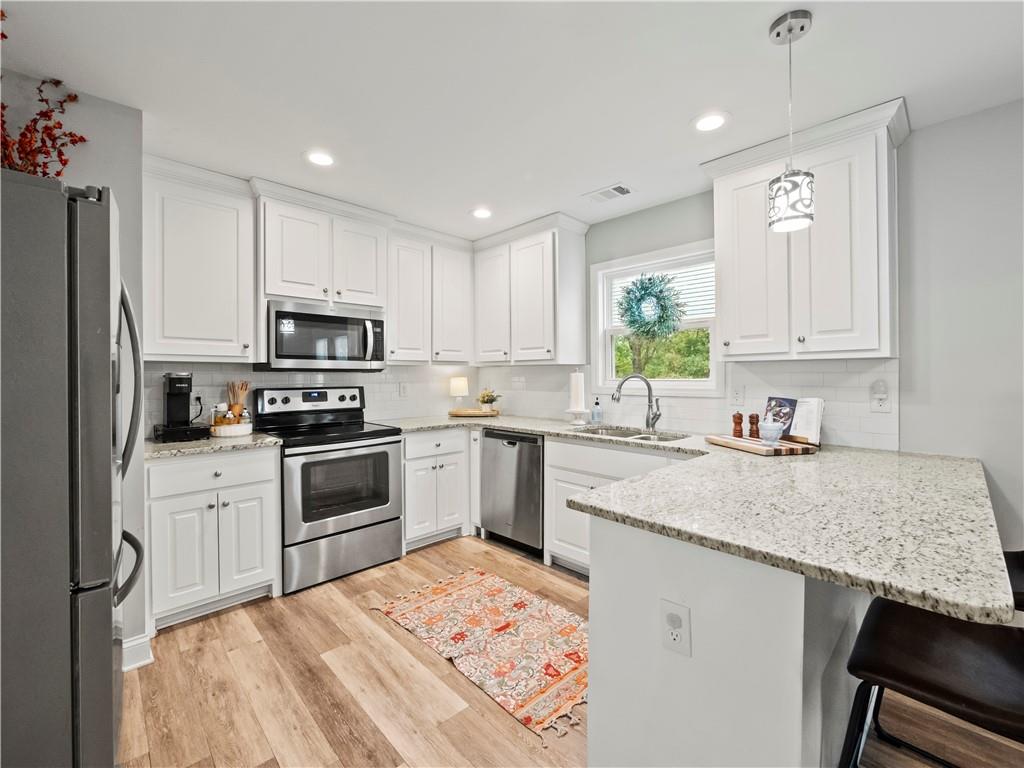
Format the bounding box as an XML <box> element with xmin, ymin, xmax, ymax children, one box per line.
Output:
<box><xmin>448</xmin><ymin>408</ymin><xmax>500</xmax><ymax>417</ymax></box>
<box><xmin>704</xmin><ymin>434</ymin><xmax>818</xmax><ymax>456</ymax></box>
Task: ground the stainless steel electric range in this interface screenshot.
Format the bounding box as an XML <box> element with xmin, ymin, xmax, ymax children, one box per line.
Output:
<box><xmin>253</xmin><ymin>386</ymin><xmax>402</xmax><ymax>593</ymax></box>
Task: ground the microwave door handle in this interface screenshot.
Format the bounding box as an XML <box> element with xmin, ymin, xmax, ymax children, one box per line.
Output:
<box><xmin>364</xmin><ymin>320</ymin><xmax>374</xmax><ymax>361</ymax></box>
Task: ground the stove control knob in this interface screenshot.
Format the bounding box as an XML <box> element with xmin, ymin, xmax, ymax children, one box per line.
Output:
<box><xmin>281</xmin><ymin>396</ymin><xmax>291</xmax><ymax>405</ymax></box>
<box><xmin>267</xmin><ymin>397</ymin><xmax>277</xmax><ymax>406</ymax></box>
<box><xmin>349</xmin><ymin>394</ymin><xmax>359</xmax><ymax>402</ymax></box>
<box><xmin>338</xmin><ymin>395</ymin><xmax>345</xmax><ymax>402</ymax></box>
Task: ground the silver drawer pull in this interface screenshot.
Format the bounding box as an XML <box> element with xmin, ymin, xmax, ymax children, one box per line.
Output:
<box><xmin>207</xmin><ymin>503</ymin><xmax>215</xmax><ymax>509</ymax></box>
<box><xmin>221</xmin><ymin>500</ymin><xmax>230</xmax><ymax>508</ymax></box>
<box><xmin>213</xmin><ymin>470</ymin><xmax>223</xmax><ymax>478</ymax></box>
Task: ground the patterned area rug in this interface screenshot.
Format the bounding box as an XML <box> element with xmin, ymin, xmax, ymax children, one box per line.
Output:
<box><xmin>377</xmin><ymin>569</ymin><xmax>588</xmax><ymax>737</ymax></box>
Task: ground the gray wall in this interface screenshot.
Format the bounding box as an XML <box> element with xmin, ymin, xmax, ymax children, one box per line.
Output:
<box><xmin>898</xmin><ymin>99</ymin><xmax>1024</xmax><ymax>549</ymax></box>
<box><xmin>586</xmin><ymin>190</ymin><xmax>714</xmax><ymax>265</ymax></box>
<box><xmin>3</xmin><ymin>71</ymin><xmax>147</xmax><ymax>638</ymax></box>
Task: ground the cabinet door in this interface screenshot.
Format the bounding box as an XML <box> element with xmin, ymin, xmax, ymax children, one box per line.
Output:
<box><xmin>143</xmin><ymin>176</ymin><xmax>254</xmax><ymax>359</ymax></box>
<box><xmin>544</xmin><ymin>468</ymin><xmax>606</xmax><ymax>567</ymax></box>
<box><xmin>387</xmin><ymin>237</ymin><xmax>432</xmax><ymax>361</ymax></box>
<box><xmin>469</xmin><ymin>431</ymin><xmax>482</xmax><ymax>527</ymax></box>
<box><xmin>432</xmin><ymin>246</ymin><xmax>473</xmax><ymax>362</ymax></box>
<box><xmin>436</xmin><ymin>452</ymin><xmax>469</xmax><ymax>531</ymax></box>
<box><xmin>404</xmin><ymin>455</ymin><xmax>438</xmax><ymax>540</ymax></box>
<box><xmin>218</xmin><ymin>482</ymin><xmax>277</xmax><ymax>594</ymax></box>
<box><xmin>714</xmin><ymin>163</ymin><xmax>791</xmax><ymax>356</ymax></box>
<box><xmin>263</xmin><ymin>199</ymin><xmax>331</xmax><ymax>301</ymax></box>
<box><xmin>150</xmin><ymin>491</ymin><xmax>219</xmax><ymax>615</ymax></box>
<box><xmin>509</xmin><ymin>231</ymin><xmax>555</xmax><ymax>361</ymax></box>
<box><xmin>332</xmin><ymin>216</ymin><xmax>387</xmax><ymax>307</ymax></box>
<box><xmin>474</xmin><ymin>244</ymin><xmax>511</xmax><ymax>363</ymax></box>
<box><xmin>790</xmin><ymin>134</ymin><xmax>879</xmax><ymax>353</ymax></box>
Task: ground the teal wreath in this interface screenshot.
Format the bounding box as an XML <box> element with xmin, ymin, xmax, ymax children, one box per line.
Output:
<box><xmin>616</xmin><ymin>273</ymin><xmax>684</xmax><ymax>339</ymax></box>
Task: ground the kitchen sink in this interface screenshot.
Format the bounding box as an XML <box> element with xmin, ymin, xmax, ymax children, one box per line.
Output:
<box><xmin>629</xmin><ymin>433</ymin><xmax>689</xmax><ymax>443</ymax></box>
<box><xmin>574</xmin><ymin>425</ymin><xmax>645</xmax><ymax>438</ymax></box>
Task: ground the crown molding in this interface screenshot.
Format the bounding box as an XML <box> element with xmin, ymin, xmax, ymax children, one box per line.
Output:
<box><xmin>390</xmin><ymin>221</ymin><xmax>473</xmax><ymax>250</ymax></box>
<box><xmin>473</xmin><ymin>212</ymin><xmax>589</xmax><ymax>251</ymax></box>
<box><xmin>249</xmin><ymin>177</ymin><xmax>396</xmax><ymax>227</ymax></box>
<box><xmin>143</xmin><ymin>155</ymin><xmax>252</xmax><ymax>197</ymax></box>
<box><xmin>700</xmin><ymin>98</ymin><xmax>910</xmax><ymax>180</ymax></box>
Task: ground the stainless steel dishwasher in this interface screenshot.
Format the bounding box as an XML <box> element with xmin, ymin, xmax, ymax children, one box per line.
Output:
<box><xmin>481</xmin><ymin>429</ymin><xmax>543</xmax><ymax>548</ymax></box>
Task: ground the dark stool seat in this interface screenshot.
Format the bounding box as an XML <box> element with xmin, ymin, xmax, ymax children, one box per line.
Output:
<box><xmin>839</xmin><ymin>598</ymin><xmax>1024</xmax><ymax>767</ymax></box>
<box><xmin>1005</xmin><ymin>550</ymin><xmax>1024</xmax><ymax>610</ymax></box>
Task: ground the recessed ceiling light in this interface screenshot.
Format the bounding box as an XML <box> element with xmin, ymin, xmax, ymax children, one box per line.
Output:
<box><xmin>471</xmin><ymin>207</ymin><xmax>492</xmax><ymax>219</ymax></box>
<box><xmin>693</xmin><ymin>112</ymin><xmax>730</xmax><ymax>132</ymax></box>
<box><xmin>306</xmin><ymin>150</ymin><xmax>334</xmax><ymax>167</ymax></box>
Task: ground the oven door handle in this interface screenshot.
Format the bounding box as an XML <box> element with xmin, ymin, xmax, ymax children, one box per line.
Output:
<box><xmin>364</xmin><ymin>320</ymin><xmax>374</xmax><ymax>361</ymax></box>
<box><xmin>284</xmin><ymin>438</ymin><xmax>401</xmax><ymax>460</ymax></box>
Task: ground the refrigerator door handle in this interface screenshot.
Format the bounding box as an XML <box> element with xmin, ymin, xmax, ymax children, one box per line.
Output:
<box><xmin>112</xmin><ymin>530</ymin><xmax>143</xmax><ymax>607</ymax></box>
<box><xmin>119</xmin><ymin>281</ymin><xmax>142</xmax><ymax>476</ymax></box>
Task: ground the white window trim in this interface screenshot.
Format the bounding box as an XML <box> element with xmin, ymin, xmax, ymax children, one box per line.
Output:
<box><xmin>590</xmin><ymin>238</ymin><xmax>724</xmax><ymax>398</ymax></box>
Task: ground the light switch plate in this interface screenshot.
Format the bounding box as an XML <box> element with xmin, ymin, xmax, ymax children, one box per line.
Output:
<box><xmin>869</xmin><ymin>394</ymin><xmax>891</xmax><ymax>413</ymax></box>
<box><xmin>660</xmin><ymin>598</ymin><xmax>692</xmax><ymax>656</ymax></box>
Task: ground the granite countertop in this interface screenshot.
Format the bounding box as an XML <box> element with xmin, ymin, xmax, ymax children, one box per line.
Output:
<box><xmin>144</xmin><ymin>432</ymin><xmax>283</xmax><ymax>460</ymax></box>
<box><xmin>380</xmin><ymin>415</ymin><xmax>707</xmax><ymax>456</ymax></box>
<box><xmin>567</xmin><ymin>444</ymin><xmax>1016</xmax><ymax>625</ymax></box>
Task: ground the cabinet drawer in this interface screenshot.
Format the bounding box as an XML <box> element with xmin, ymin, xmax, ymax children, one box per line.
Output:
<box><xmin>405</xmin><ymin>429</ymin><xmax>466</xmax><ymax>460</ymax></box>
<box><xmin>148</xmin><ymin>449</ymin><xmax>277</xmax><ymax>498</ymax></box>
<box><xmin>545</xmin><ymin>439</ymin><xmax>668</xmax><ymax>479</ymax></box>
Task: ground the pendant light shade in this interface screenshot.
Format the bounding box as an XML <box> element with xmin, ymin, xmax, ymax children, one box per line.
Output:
<box><xmin>768</xmin><ymin>168</ymin><xmax>814</xmax><ymax>232</ymax></box>
<box><xmin>768</xmin><ymin>10</ymin><xmax>814</xmax><ymax>233</ymax></box>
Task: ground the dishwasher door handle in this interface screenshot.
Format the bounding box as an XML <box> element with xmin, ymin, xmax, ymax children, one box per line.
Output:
<box><xmin>501</xmin><ymin>440</ymin><xmax>518</xmax><ymax>448</ymax></box>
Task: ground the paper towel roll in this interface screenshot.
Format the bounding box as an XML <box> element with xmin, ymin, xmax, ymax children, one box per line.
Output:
<box><xmin>569</xmin><ymin>371</ymin><xmax>586</xmax><ymax>412</ymax></box>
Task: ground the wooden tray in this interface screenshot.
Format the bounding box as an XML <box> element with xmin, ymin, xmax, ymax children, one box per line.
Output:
<box><xmin>704</xmin><ymin>434</ymin><xmax>818</xmax><ymax>456</ymax></box>
<box><xmin>448</xmin><ymin>408</ymin><xmax>500</xmax><ymax>418</ymax></box>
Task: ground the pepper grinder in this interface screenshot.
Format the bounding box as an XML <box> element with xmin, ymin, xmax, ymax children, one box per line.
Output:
<box><xmin>748</xmin><ymin>413</ymin><xmax>760</xmax><ymax>440</ymax></box>
<box><xmin>732</xmin><ymin>412</ymin><xmax>744</xmax><ymax>438</ymax></box>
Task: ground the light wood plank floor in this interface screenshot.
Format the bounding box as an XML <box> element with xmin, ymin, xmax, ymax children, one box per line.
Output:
<box><xmin>120</xmin><ymin>536</ymin><xmax>1023</xmax><ymax>768</ymax></box>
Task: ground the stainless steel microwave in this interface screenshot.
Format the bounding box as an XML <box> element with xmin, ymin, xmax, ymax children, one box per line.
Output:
<box><xmin>260</xmin><ymin>300</ymin><xmax>385</xmax><ymax>371</ymax></box>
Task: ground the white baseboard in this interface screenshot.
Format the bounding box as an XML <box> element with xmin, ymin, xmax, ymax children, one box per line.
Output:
<box><xmin>122</xmin><ymin>633</ymin><xmax>153</xmax><ymax>671</ymax></box>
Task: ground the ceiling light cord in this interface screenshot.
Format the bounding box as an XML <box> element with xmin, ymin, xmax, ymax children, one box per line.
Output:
<box><xmin>787</xmin><ymin>25</ymin><xmax>794</xmax><ymax>172</ymax></box>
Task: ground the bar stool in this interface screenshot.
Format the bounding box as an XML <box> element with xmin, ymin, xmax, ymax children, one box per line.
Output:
<box><xmin>1005</xmin><ymin>550</ymin><xmax>1024</xmax><ymax>609</ymax></box>
<box><xmin>838</xmin><ymin>597</ymin><xmax>1024</xmax><ymax>768</ymax></box>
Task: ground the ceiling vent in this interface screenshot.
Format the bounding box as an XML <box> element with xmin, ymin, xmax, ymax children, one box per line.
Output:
<box><xmin>585</xmin><ymin>183</ymin><xmax>632</xmax><ymax>203</ymax></box>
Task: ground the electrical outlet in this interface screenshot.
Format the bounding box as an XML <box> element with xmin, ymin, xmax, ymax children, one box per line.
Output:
<box><xmin>398</xmin><ymin>383</ymin><xmax>409</xmax><ymax>399</ymax></box>
<box><xmin>659</xmin><ymin>598</ymin><xmax>691</xmax><ymax>656</ymax></box>
<box><xmin>729</xmin><ymin>384</ymin><xmax>745</xmax><ymax>407</ymax></box>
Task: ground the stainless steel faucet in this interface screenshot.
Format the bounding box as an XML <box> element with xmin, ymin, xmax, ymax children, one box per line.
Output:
<box><xmin>611</xmin><ymin>373</ymin><xmax>662</xmax><ymax>430</ymax></box>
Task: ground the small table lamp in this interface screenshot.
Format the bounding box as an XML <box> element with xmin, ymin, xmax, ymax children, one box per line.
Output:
<box><xmin>449</xmin><ymin>376</ymin><xmax>469</xmax><ymax>411</ymax></box>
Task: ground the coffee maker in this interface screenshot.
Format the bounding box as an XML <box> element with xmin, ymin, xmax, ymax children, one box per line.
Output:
<box><xmin>153</xmin><ymin>372</ymin><xmax>211</xmax><ymax>442</ymax></box>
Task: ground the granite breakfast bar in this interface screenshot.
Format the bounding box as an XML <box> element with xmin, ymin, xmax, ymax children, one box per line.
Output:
<box><xmin>566</xmin><ymin>444</ymin><xmax>1015</xmax><ymax>768</ymax></box>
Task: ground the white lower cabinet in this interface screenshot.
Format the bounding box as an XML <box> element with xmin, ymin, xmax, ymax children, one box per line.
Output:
<box><xmin>147</xmin><ymin>449</ymin><xmax>279</xmax><ymax>623</ymax></box>
<box><xmin>403</xmin><ymin>430</ymin><xmax>469</xmax><ymax>545</ymax></box>
<box><xmin>469</xmin><ymin>430</ymin><xmax>482</xmax><ymax>528</ymax></box>
<box><xmin>543</xmin><ymin>440</ymin><xmax>673</xmax><ymax>572</ymax></box>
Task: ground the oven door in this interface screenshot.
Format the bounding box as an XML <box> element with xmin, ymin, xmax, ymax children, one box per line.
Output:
<box><xmin>283</xmin><ymin>438</ymin><xmax>402</xmax><ymax>546</ymax></box>
<box><xmin>267</xmin><ymin>300</ymin><xmax>385</xmax><ymax>370</ymax></box>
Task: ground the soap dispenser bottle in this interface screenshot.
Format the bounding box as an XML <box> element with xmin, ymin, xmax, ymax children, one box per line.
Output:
<box><xmin>591</xmin><ymin>397</ymin><xmax>603</xmax><ymax>424</ymax></box>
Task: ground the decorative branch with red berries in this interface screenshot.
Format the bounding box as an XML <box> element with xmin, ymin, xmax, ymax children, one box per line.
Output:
<box><xmin>0</xmin><ymin>10</ymin><xmax>88</xmax><ymax>178</ymax></box>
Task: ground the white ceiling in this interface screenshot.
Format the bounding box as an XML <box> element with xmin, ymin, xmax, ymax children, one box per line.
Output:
<box><xmin>4</xmin><ymin>2</ymin><xmax>1022</xmax><ymax>239</ymax></box>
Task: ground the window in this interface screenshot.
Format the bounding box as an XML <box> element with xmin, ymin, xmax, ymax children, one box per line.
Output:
<box><xmin>591</xmin><ymin>239</ymin><xmax>722</xmax><ymax>396</ymax></box>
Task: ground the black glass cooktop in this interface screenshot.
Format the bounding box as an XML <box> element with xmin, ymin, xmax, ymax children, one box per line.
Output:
<box><xmin>262</xmin><ymin>421</ymin><xmax>401</xmax><ymax>448</ymax></box>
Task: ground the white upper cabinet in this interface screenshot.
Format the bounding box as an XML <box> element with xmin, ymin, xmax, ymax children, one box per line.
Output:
<box><xmin>263</xmin><ymin>199</ymin><xmax>332</xmax><ymax>302</ymax></box>
<box><xmin>332</xmin><ymin>216</ymin><xmax>387</xmax><ymax>307</ymax></box>
<box><xmin>789</xmin><ymin>134</ymin><xmax>879</xmax><ymax>354</ymax></box>
<box><xmin>143</xmin><ymin>159</ymin><xmax>254</xmax><ymax>361</ymax></box>
<box><xmin>510</xmin><ymin>231</ymin><xmax>556</xmax><ymax>361</ymax></box>
<box><xmin>713</xmin><ymin>161</ymin><xmax>791</xmax><ymax>357</ymax></box>
<box><xmin>474</xmin><ymin>244</ymin><xmax>511</xmax><ymax>363</ymax></box>
<box><xmin>432</xmin><ymin>245</ymin><xmax>473</xmax><ymax>361</ymax></box>
<box><xmin>702</xmin><ymin>98</ymin><xmax>907</xmax><ymax>360</ymax></box>
<box><xmin>387</xmin><ymin>236</ymin><xmax>432</xmax><ymax>361</ymax></box>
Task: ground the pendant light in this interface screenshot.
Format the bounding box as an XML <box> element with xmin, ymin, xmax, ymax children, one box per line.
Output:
<box><xmin>767</xmin><ymin>10</ymin><xmax>814</xmax><ymax>233</ymax></box>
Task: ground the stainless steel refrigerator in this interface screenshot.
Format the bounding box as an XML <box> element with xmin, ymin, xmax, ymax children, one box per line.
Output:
<box><xmin>1</xmin><ymin>170</ymin><xmax>144</xmax><ymax>767</ymax></box>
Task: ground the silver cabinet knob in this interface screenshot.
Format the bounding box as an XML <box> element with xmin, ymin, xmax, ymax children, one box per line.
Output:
<box><xmin>435</xmin><ymin>442</ymin><xmax>441</xmax><ymax>448</ymax></box>
<box><xmin>432</xmin><ymin>465</ymin><xmax>437</xmax><ymax>470</ymax></box>
<box><xmin>438</xmin><ymin>463</ymin><xmax>445</xmax><ymax>469</ymax></box>
<box><xmin>545</xmin><ymin>349</ymin><xmax>552</xmax><ymax>354</ymax></box>
<box><xmin>723</xmin><ymin>340</ymin><xmax>731</xmax><ymax>347</ymax></box>
<box><xmin>213</xmin><ymin>470</ymin><xmax>223</xmax><ymax>478</ymax></box>
<box><xmin>221</xmin><ymin>500</ymin><xmax>230</xmax><ymax>508</ymax></box>
<box><xmin>336</xmin><ymin>290</ymin><xmax>342</xmax><ymax>296</ymax></box>
<box><xmin>242</xmin><ymin>343</ymin><xmax>250</xmax><ymax>349</ymax></box>
<box><xmin>434</xmin><ymin>351</ymin><xmax>440</xmax><ymax>356</ymax></box>
<box><xmin>797</xmin><ymin>335</ymin><xmax>806</xmax><ymax>343</ymax></box>
<box><xmin>389</xmin><ymin>350</ymin><xmax>395</xmax><ymax>355</ymax></box>
<box><xmin>207</xmin><ymin>503</ymin><xmax>215</xmax><ymax>509</ymax></box>
<box><xmin>503</xmin><ymin>351</ymin><xmax>508</xmax><ymax>356</ymax></box>
<box><xmin>322</xmin><ymin>287</ymin><xmax>329</xmax><ymax>294</ymax></box>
